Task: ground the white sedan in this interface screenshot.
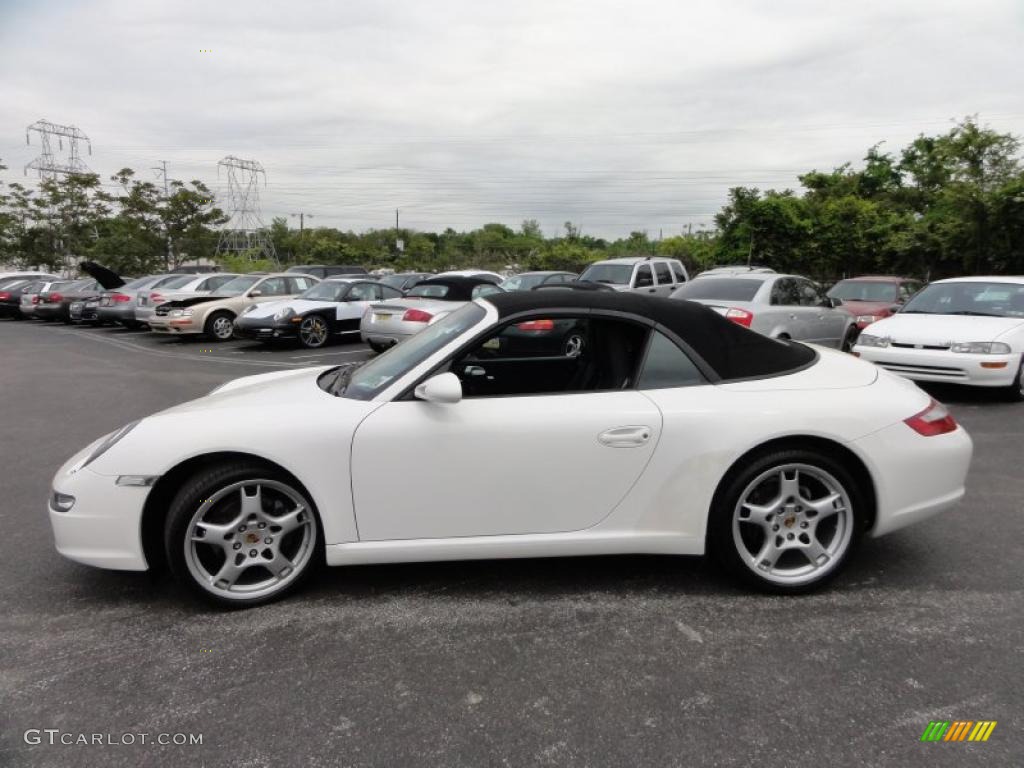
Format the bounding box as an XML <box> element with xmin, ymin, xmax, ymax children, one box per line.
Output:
<box><xmin>854</xmin><ymin>276</ymin><xmax>1024</xmax><ymax>401</ymax></box>
<box><xmin>48</xmin><ymin>290</ymin><xmax>973</xmax><ymax>606</ymax></box>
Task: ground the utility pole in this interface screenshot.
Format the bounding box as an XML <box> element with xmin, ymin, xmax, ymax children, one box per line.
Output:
<box><xmin>153</xmin><ymin>160</ymin><xmax>173</xmax><ymax>269</ymax></box>
<box><xmin>290</xmin><ymin>212</ymin><xmax>313</xmax><ymax>264</ymax></box>
<box><xmin>395</xmin><ymin>208</ymin><xmax>399</xmax><ymax>231</ymax></box>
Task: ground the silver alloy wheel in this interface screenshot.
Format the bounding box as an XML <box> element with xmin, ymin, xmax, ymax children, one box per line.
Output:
<box><xmin>184</xmin><ymin>479</ymin><xmax>316</xmax><ymax>601</ymax></box>
<box><xmin>300</xmin><ymin>316</ymin><xmax>328</xmax><ymax>347</ymax></box>
<box><xmin>732</xmin><ymin>463</ymin><xmax>854</xmax><ymax>586</ymax></box>
<box><xmin>563</xmin><ymin>333</ymin><xmax>585</xmax><ymax>358</ymax></box>
<box><xmin>211</xmin><ymin>315</ymin><xmax>233</xmax><ymax>340</ymax></box>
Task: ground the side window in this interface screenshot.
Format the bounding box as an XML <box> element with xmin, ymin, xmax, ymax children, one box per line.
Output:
<box><xmin>671</xmin><ymin>262</ymin><xmax>687</xmax><ymax>283</ymax></box>
<box><xmin>770</xmin><ymin>279</ymin><xmax>801</xmax><ymax>306</ymax></box>
<box><xmin>797</xmin><ymin>280</ymin><xmax>821</xmax><ymax>306</ymax></box>
<box><xmin>633</xmin><ymin>265</ymin><xmax>654</xmax><ymax>288</ymax></box>
<box><xmin>638</xmin><ymin>331</ymin><xmax>705</xmax><ymax>389</ymax></box>
<box><xmin>380</xmin><ymin>285</ymin><xmax>403</xmax><ymax>299</ymax></box>
<box><xmin>900</xmin><ymin>282</ymin><xmax>919</xmax><ymax>300</ymax></box>
<box><xmin>287</xmin><ymin>277</ymin><xmax>312</xmax><ymax>293</ymax></box>
<box><xmin>259</xmin><ymin>277</ymin><xmax>289</xmax><ymax>296</ymax></box>
<box><xmin>653</xmin><ymin>262</ymin><xmax>673</xmax><ymax>286</ymax></box>
<box><xmin>450</xmin><ymin>316</ymin><xmax>648</xmax><ymax>397</ymax></box>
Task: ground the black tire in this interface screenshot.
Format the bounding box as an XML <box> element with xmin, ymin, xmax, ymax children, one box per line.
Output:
<box><xmin>164</xmin><ymin>461</ymin><xmax>322</xmax><ymax>608</ymax></box>
<box><xmin>368</xmin><ymin>341</ymin><xmax>389</xmax><ymax>354</ymax></box>
<box><xmin>297</xmin><ymin>314</ymin><xmax>330</xmax><ymax>349</ymax></box>
<box><xmin>120</xmin><ymin>320</ymin><xmax>142</xmax><ymax>330</ymax></box>
<box><xmin>204</xmin><ymin>311</ymin><xmax>236</xmax><ymax>341</ymax></box>
<box><xmin>708</xmin><ymin>447</ymin><xmax>865</xmax><ymax>594</ymax></box>
<box><xmin>841</xmin><ymin>326</ymin><xmax>859</xmax><ymax>353</ymax></box>
<box><xmin>1004</xmin><ymin>359</ymin><xmax>1024</xmax><ymax>403</ymax></box>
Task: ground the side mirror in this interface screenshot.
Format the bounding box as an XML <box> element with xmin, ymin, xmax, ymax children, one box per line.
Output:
<box><xmin>414</xmin><ymin>372</ymin><xmax>463</xmax><ymax>404</ymax></box>
<box><xmin>249</xmin><ymin>289</ymin><xmax>262</xmax><ymax>297</ymax></box>
<box><xmin>822</xmin><ymin>296</ymin><xmax>841</xmax><ymax>308</ymax></box>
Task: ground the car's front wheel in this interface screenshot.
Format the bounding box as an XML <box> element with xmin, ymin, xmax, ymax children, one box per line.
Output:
<box><xmin>298</xmin><ymin>315</ymin><xmax>329</xmax><ymax>349</ymax></box>
<box><xmin>165</xmin><ymin>463</ymin><xmax>321</xmax><ymax>607</ymax></box>
<box><xmin>709</xmin><ymin>448</ymin><xmax>864</xmax><ymax>593</ymax></box>
<box><xmin>1005</xmin><ymin>358</ymin><xmax>1024</xmax><ymax>402</ymax></box>
<box><xmin>205</xmin><ymin>311</ymin><xmax>235</xmax><ymax>341</ymax></box>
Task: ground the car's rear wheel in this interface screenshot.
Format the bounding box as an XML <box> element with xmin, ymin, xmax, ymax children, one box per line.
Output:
<box><xmin>298</xmin><ymin>315</ymin><xmax>329</xmax><ymax>349</ymax></box>
<box><xmin>165</xmin><ymin>463</ymin><xmax>321</xmax><ymax>607</ymax></box>
<box><xmin>205</xmin><ymin>311</ymin><xmax>235</xmax><ymax>341</ymax></box>
<box><xmin>709</xmin><ymin>449</ymin><xmax>864</xmax><ymax>593</ymax></box>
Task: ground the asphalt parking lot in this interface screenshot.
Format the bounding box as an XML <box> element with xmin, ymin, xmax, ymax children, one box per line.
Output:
<box><xmin>1</xmin><ymin>319</ymin><xmax>1022</xmax><ymax>768</ymax></box>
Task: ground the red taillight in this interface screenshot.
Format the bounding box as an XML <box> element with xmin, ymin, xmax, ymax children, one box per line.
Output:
<box><xmin>48</xmin><ymin>292</ymin><xmax>64</xmax><ymax>303</ymax></box>
<box><xmin>150</xmin><ymin>292</ymin><xmax>164</xmax><ymax>303</ymax></box>
<box><xmin>724</xmin><ymin>307</ymin><xmax>753</xmax><ymax>327</ymax></box>
<box><xmin>31</xmin><ymin>295</ymin><xmax>40</xmax><ymax>304</ymax></box>
<box><xmin>112</xmin><ymin>293</ymin><xmax>132</xmax><ymax>303</ymax></box>
<box><xmin>402</xmin><ymin>308</ymin><xmax>433</xmax><ymax>323</ymax></box>
<box><xmin>904</xmin><ymin>399</ymin><xmax>957</xmax><ymax>437</ymax></box>
<box><xmin>0</xmin><ymin>292</ymin><xmax>9</xmax><ymax>301</ymax></box>
<box><xmin>516</xmin><ymin>319</ymin><xmax>555</xmax><ymax>331</ymax></box>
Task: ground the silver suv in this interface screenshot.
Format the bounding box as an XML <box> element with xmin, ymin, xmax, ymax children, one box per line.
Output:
<box><xmin>578</xmin><ymin>257</ymin><xmax>688</xmax><ymax>296</ymax></box>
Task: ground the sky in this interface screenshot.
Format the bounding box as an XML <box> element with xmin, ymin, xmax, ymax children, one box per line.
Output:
<box><xmin>1</xmin><ymin>0</ymin><xmax>1023</xmax><ymax>239</ymax></box>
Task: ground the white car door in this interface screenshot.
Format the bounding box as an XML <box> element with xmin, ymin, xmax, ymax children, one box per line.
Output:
<box><xmin>350</xmin><ymin>314</ymin><xmax>663</xmax><ymax>540</ymax></box>
<box><xmin>335</xmin><ymin>283</ymin><xmax>388</xmax><ymax>333</ymax></box>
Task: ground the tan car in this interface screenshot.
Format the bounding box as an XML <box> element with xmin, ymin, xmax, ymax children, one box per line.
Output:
<box><xmin>148</xmin><ymin>273</ymin><xmax>320</xmax><ymax>340</ymax></box>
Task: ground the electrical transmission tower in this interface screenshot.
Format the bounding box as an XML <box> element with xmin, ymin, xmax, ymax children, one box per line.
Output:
<box><xmin>215</xmin><ymin>155</ymin><xmax>278</xmax><ymax>263</ymax></box>
<box><xmin>24</xmin><ymin>119</ymin><xmax>92</xmax><ymax>178</ymax></box>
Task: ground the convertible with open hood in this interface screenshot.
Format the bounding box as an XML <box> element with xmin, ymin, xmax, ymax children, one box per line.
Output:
<box><xmin>48</xmin><ymin>289</ymin><xmax>972</xmax><ymax>607</ymax></box>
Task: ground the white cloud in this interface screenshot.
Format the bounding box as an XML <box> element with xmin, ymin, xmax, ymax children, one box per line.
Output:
<box><xmin>1</xmin><ymin>0</ymin><xmax>1022</xmax><ymax>237</ymax></box>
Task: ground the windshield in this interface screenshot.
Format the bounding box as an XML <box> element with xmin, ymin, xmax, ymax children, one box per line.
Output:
<box><xmin>671</xmin><ymin>278</ymin><xmax>762</xmax><ymax>301</ymax></box>
<box><xmin>300</xmin><ymin>281</ymin><xmax>349</xmax><ymax>301</ymax></box>
<box><xmin>158</xmin><ymin>274</ymin><xmax>199</xmax><ymax>289</ymax></box>
<box><xmin>335</xmin><ymin>303</ymin><xmax>486</xmax><ymax>400</ymax></box>
<box><xmin>212</xmin><ymin>276</ymin><xmax>260</xmax><ymax>296</ymax></box>
<box><xmin>407</xmin><ymin>283</ymin><xmax>450</xmax><ymax>299</ymax></box>
<box><xmin>901</xmin><ymin>281</ymin><xmax>1024</xmax><ymax>317</ymax></box>
<box><xmin>828</xmin><ymin>281</ymin><xmax>899</xmax><ymax>302</ymax></box>
<box><xmin>578</xmin><ymin>264</ymin><xmax>633</xmax><ymax>285</ymax></box>
<box><xmin>501</xmin><ymin>274</ymin><xmax>548</xmax><ymax>291</ymax></box>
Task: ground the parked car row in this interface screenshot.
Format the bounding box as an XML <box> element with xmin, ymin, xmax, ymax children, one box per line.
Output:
<box><xmin>6</xmin><ymin>263</ymin><xmax>1022</xmax><ymax>400</ymax></box>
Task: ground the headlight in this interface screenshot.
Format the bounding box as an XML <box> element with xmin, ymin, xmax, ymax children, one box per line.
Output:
<box><xmin>80</xmin><ymin>420</ymin><xmax>140</xmax><ymax>469</ymax></box>
<box><xmin>170</xmin><ymin>308</ymin><xmax>194</xmax><ymax>317</ymax></box>
<box><xmin>950</xmin><ymin>341</ymin><xmax>1012</xmax><ymax>354</ymax></box>
<box><xmin>274</xmin><ymin>307</ymin><xmax>295</xmax><ymax>322</ymax></box>
<box><xmin>856</xmin><ymin>333</ymin><xmax>889</xmax><ymax>348</ymax></box>
<box><xmin>856</xmin><ymin>315</ymin><xmax>880</xmax><ymax>324</ymax></box>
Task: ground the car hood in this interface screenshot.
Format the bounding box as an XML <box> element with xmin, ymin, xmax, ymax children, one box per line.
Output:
<box><xmin>839</xmin><ymin>300</ymin><xmax>899</xmax><ymax>315</ymax></box>
<box><xmin>79</xmin><ymin>261</ymin><xmax>125</xmax><ymax>289</ymax></box>
<box><xmin>243</xmin><ymin>298</ymin><xmax>339</xmax><ymax>319</ymax></box>
<box><xmin>864</xmin><ymin>313</ymin><xmax>1024</xmax><ymax>343</ymax></box>
<box><xmin>85</xmin><ymin>366</ymin><xmax>382</xmax><ymax>478</ymax></box>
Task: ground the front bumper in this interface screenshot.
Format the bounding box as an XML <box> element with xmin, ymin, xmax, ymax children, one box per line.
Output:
<box><xmin>233</xmin><ymin>317</ymin><xmax>298</xmax><ymax>341</ymax></box>
<box><xmin>854</xmin><ymin>346</ymin><xmax>1020</xmax><ymax>387</ymax></box>
<box><xmin>148</xmin><ymin>316</ymin><xmax>202</xmax><ymax>335</ymax></box>
<box><xmin>49</xmin><ymin>458</ymin><xmax>153</xmax><ymax>571</ymax></box>
<box><xmin>853</xmin><ymin>419</ymin><xmax>973</xmax><ymax>537</ymax></box>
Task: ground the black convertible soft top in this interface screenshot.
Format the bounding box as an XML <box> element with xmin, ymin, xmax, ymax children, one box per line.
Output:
<box><xmin>484</xmin><ymin>289</ymin><xmax>816</xmax><ymax>381</ymax></box>
<box><xmin>409</xmin><ymin>276</ymin><xmax>504</xmax><ymax>302</ymax></box>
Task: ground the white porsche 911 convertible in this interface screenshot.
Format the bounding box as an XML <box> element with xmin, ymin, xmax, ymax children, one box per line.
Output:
<box><xmin>48</xmin><ymin>289</ymin><xmax>973</xmax><ymax>606</ymax></box>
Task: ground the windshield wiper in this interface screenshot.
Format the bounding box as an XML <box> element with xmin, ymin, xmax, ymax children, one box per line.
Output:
<box><xmin>324</xmin><ymin>362</ymin><xmax>361</xmax><ymax>396</ymax></box>
<box><xmin>944</xmin><ymin>310</ymin><xmax>1002</xmax><ymax>317</ymax></box>
<box><xmin>899</xmin><ymin>310</ymin><xmax>932</xmax><ymax>314</ymax></box>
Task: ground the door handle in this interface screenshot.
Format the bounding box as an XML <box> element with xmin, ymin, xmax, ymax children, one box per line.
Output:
<box><xmin>647</xmin><ymin>288</ymin><xmax>657</xmax><ymax>293</ymax></box>
<box><xmin>598</xmin><ymin>426</ymin><xmax>652</xmax><ymax>448</ymax></box>
<box><xmin>463</xmin><ymin>365</ymin><xmax>487</xmax><ymax>377</ymax></box>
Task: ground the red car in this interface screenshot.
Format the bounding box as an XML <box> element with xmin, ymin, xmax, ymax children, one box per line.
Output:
<box><xmin>827</xmin><ymin>276</ymin><xmax>923</xmax><ymax>331</ymax></box>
